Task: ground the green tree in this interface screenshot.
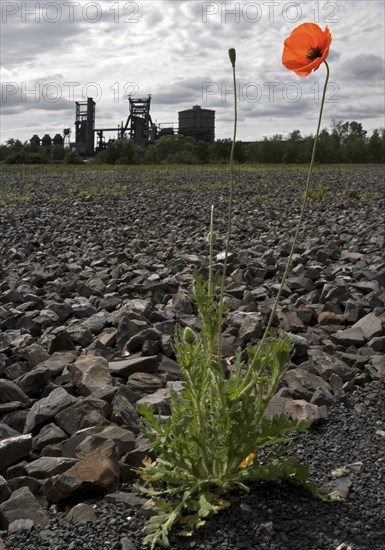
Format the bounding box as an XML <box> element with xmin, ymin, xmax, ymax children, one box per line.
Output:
<box><xmin>368</xmin><ymin>128</ymin><xmax>385</xmax><ymax>163</ymax></box>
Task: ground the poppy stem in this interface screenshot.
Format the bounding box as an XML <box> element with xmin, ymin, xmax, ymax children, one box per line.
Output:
<box><xmin>255</xmin><ymin>60</ymin><xmax>330</xmax><ymax>355</ymax></box>
<box><xmin>217</xmin><ymin>50</ymin><xmax>238</xmax><ymax>363</ymax></box>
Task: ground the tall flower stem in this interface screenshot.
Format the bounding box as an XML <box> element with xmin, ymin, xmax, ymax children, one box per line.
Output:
<box><xmin>217</xmin><ymin>48</ymin><xmax>237</xmax><ymax>363</ymax></box>
<box><xmin>255</xmin><ymin>61</ymin><xmax>330</xmax><ymax>355</ymax></box>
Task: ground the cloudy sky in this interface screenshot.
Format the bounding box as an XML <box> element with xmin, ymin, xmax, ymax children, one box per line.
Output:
<box><xmin>1</xmin><ymin>0</ymin><xmax>384</xmax><ymax>144</ymax></box>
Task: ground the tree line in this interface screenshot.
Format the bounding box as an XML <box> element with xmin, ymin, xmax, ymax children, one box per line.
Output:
<box><xmin>1</xmin><ymin>121</ymin><xmax>384</xmax><ymax>165</ymax></box>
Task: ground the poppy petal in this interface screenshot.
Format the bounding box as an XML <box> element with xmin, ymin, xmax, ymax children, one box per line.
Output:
<box><xmin>282</xmin><ymin>23</ymin><xmax>332</xmax><ymax>77</ymax></box>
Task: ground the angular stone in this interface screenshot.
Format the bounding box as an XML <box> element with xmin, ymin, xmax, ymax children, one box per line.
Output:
<box><xmin>158</xmin><ymin>356</ymin><xmax>180</xmax><ymax>380</ymax></box>
<box><xmin>367</xmin><ymin>336</ymin><xmax>385</xmax><ymax>352</ymax></box>
<box><xmin>0</xmin><ymin>423</ymin><xmax>20</xmax><ymax>440</ymax></box>
<box><xmin>0</xmin><ymin>379</ymin><xmax>30</xmax><ymax>406</ymax></box>
<box><xmin>0</xmin><ymin>486</ymin><xmax>49</xmax><ymax>528</ymax></box>
<box><xmin>14</xmin><ymin>366</ymin><xmax>50</xmax><ymax>397</ymax></box>
<box><xmin>66</xmin><ymin>503</ymin><xmax>98</xmax><ymax>524</ymax></box>
<box><xmin>67</xmin><ymin>325</ymin><xmax>94</xmax><ymax>347</ymax></box>
<box><xmin>48</xmin><ymin>330</ymin><xmax>76</xmax><ymax>353</ymax></box>
<box><xmin>55</xmin><ymin>396</ymin><xmax>110</xmax><ymax>436</ymax></box>
<box><xmin>25</xmin><ymin>456</ymin><xmax>77</xmax><ymax>479</ymax></box>
<box><xmin>24</xmin><ymin>388</ymin><xmax>77</xmax><ymax>434</ymax></box>
<box><xmin>47</xmin><ymin>302</ymin><xmax>73</xmax><ymax>323</ymax></box>
<box><xmin>287</xmin><ymin>334</ymin><xmax>309</xmax><ymax>358</ymax></box>
<box><xmin>285</xmin><ymin>399</ymin><xmax>327</xmax><ymax>425</ymax></box>
<box><xmin>82</xmin><ymin>312</ymin><xmax>107</xmax><ymax>334</ymax></box>
<box><xmin>310</xmin><ymin>386</ymin><xmax>335</xmax><ymax>406</ymax></box>
<box><xmin>3</xmin><ymin>362</ymin><xmax>30</xmax><ymax>381</ymax></box>
<box><xmin>365</xmin><ymin>356</ymin><xmax>385</xmax><ymax>381</ymax></box>
<box><xmin>283</xmin><ymin>368</ymin><xmax>331</xmax><ymax>401</ymax></box>
<box><xmin>36</xmin><ymin>352</ymin><xmax>77</xmax><ymax>377</ymax></box>
<box><xmin>32</xmin><ymin>422</ymin><xmax>68</xmax><ymax>452</ymax></box>
<box><xmin>75</xmin><ymin>425</ymin><xmax>136</xmax><ymax>458</ymax></box>
<box><xmin>111</xmin><ymin>391</ymin><xmax>140</xmax><ymax>433</ymax></box>
<box><xmin>68</xmin><ymin>355</ymin><xmax>113</xmax><ymax>396</ymax></box>
<box><xmin>7</xmin><ymin>476</ymin><xmax>42</xmax><ymax>495</ymax></box>
<box><xmin>109</xmin><ymin>355</ymin><xmax>159</xmax><ymax>377</ymax></box>
<box><xmin>126</xmin><ymin>372</ymin><xmax>163</xmax><ymax>395</ymax></box>
<box><xmin>136</xmin><ymin>388</ymin><xmax>171</xmax><ymax>415</ymax></box>
<box><xmin>308</xmin><ymin>349</ymin><xmax>357</xmax><ymax>382</ymax></box>
<box><xmin>26</xmin><ymin>344</ymin><xmax>50</xmax><ymax>368</ymax></box>
<box><xmin>125</xmin><ymin>329</ymin><xmax>161</xmax><ymax>353</ymax></box>
<box><xmin>352</xmin><ymin>312</ymin><xmax>383</xmax><ymax>340</ymax></box>
<box><xmin>238</xmin><ymin>314</ymin><xmax>263</xmax><ymax>343</ymax></box>
<box><xmin>280</xmin><ymin>311</ymin><xmax>304</xmax><ymax>333</ymax></box>
<box><xmin>318</xmin><ymin>311</ymin><xmax>345</xmax><ymax>326</ymax></box>
<box><xmin>44</xmin><ymin>439</ymin><xmax>120</xmax><ymax>503</ymax></box>
<box><xmin>0</xmin><ymin>476</ymin><xmax>11</xmax><ymax>504</ymax></box>
<box><xmin>0</xmin><ymin>435</ymin><xmax>32</xmax><ymax>471</ymax></box>
<box><xmin>330</xmin><ymin>327</ymin><xmax>365</xmax><ymax>347</ymax></box>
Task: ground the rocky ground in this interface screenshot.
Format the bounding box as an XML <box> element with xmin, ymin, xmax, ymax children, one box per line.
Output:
<box><xmin>0</xmin><ymin>165</ymin><xmax>384</xmax><ymax>550</ymax></box>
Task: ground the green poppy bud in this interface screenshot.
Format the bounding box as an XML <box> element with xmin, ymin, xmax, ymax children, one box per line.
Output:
<box><xmin>228</xmin><ymin>48</ymin><xmax>236</xmax><ymax>67</ymax></box>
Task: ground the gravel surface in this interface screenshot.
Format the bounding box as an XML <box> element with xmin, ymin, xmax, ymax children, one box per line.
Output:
<box><xmin>0</xmin><ymin>165</ymin><xmax>384</xmax><ymax>550</ymax></box>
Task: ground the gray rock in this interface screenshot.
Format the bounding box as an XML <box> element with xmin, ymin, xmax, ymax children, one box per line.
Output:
<box><xmin>8</xmin><ymin>518</ymin><xmax>34</xmax><ymax>533</ymax></box>
<box><xmin>32</xmin><ymin>422</ymin><xmax>68</xmax><ymax>452</ymax></box>
<box><xmin>0</xmin><ymin>476</ymin><xmax>11</xmax><ymax>504</ymax></box>
<box><xmin>109</xmin><ymin>355</ymin><xmax>159</xmax><ymax>377</ymax></box>
<box><xmin>285</xmin><ymin>399</ymin><xmax>327</xmax><ymax>424</ymax></box>
<box><xmin>126</xmin><ymin>372</ymin><xmax>163</xmax><ymax>395</ymax></box>
<box><xmin>7</xmin><ymin>476</ymin><xmax>42</xmax><ymax>495</ymax></box>
<box><xmin>0</xmin><ymin>423</ymin><xmax>20</xmax><ymax>440</ymax></box>
<box><xmin>3</xmin><ymin>362</ymin><xmax>30</xmax><ymax>381</ymax></box>
<box><xmin>125</xmin><ymin>329</ymin><xmax>161</xmax><ymax>353</ymax></box>
<box><xmin>24</xmin><ymin>387</ymin><xmax>77</xmax><ymax>434</ymax></box>
<box><xmin>14</xmin><ymin>366</ymin><xmax>50</xmax><ymax>397</ymax></box>
<box><xmin>0</xmin><ymin>486</ymin><xmax>49</xmax><ymax>528</ymax></box>
<box><xmin>75</xmin><ymin>425</ymin><xmax>136</xmax><ymax>458</ymax></box>
<box><xmin>310</xmin><ymin>386</ymin><xmax>335</xmax><ymax>406</ymax></box>
<box><xmin>66</xmin><ymin>503</ymin><xmax>98</xmax><ymax>524</ymax></box>
<box><xmin>330</xmin><ymin>327</ymin><xmax>366</xmax><ymax>347</ymax></box>
<box><xmin>44</xmin><ymin>439</ymin><xmax>120</xmax><ymax>503</ymax></box>
<box><xmin>24</xmin><ymin>456</ymin><xmax>77</xmax><ymax>479</ymax></box>
<box><xmin>365</xmin><ymin>355</ymin><xmax>385</xmax><ymax>381</ymax></box>
<box><xmin>36</xmin><ymin>352</ymin><xmax>77</xmax><ymax>377</ymax></box>
<box><xmin>283</xmin><ymin>368</ymin><xmax>332</xmax><ymax>401</ymax></box>
<box><xmin>82</xmin><ymin>312</ymin><xmax>108</xmax><ymax>334</ymax></box>
<box><xmin>136</xmin><ymin>388</ymin><xmax>171</xmax><ymax>415</ymax></box>
<box><xmin>111</xmin><ymin>391</ymin><xmax>140</xmax><ymax>433</ymax></box>
<box><xmin>47</xmin><ymin>302</ymin><xmax>73</xmax><ymax>323</ymax></box>
<box><xmin>0</xmin><ymin>379</ymin><xmax>30</xmax><ymax>406</ymax></box>
<box><xmin>48</xmin><ymin>330</ymin><xmax>76</xmax><ymax>353</ymax></box>
<box><xmin>68</xmin><ymin>355</ymin><xmax>113</xmax><ymax>395</ymax></box>
<box><xmin>288</xmin><ymin>333</ymin><xmax>309</xmax><ymax>358</ymax></box>
<box><xmin>67</xmin><ymin>324</ymin><xmax>94</xmax><ymax>347</ymax></box>
<box><xmin>308</xmin><ymin>349</ymin><xmax>357</xmax><ymax>382</ymax></box>
<box><xmin>366</xmin><ymin>336</ymin><xmax>385</xmax><ymax>352</ymax></box>
<box><xmin>26</xmin><ymin>344</ymin><xmax>50</xmax><ymax>368</ymax></box>
<box><xmin>0</xmin><ymin>434</ymin><xmax>32</xmax><ymax>471</ymax></box>
<box><xmin>352</xmin><ymin>312</ymin><xmax>383</xmax><ymax>340</ymax></box>
<box><xmin>55</xmin><ymin>396</ymin><xmax>110</xmax><ymax>436</ymax></box>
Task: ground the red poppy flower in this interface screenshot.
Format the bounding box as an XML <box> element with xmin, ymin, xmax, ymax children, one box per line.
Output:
<box><xmin>282</xmin><ymin>23</ymin><xmax>332</xmax><ymax>77</ymax></box>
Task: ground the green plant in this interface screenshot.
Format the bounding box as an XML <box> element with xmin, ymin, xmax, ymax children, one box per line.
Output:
<box><xmin>302</xmin><ymin>184</ymin><xmax>328</xmax><ymax>202</ymax></box>
<box><xmin>137</xmin><ymin>36</ymin><xmax>338</xmax><ymax>549</ymax></box>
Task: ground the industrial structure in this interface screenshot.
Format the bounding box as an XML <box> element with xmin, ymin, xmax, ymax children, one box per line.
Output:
<box><xmin>30</xmin><ymin>95</ymin><xmax>215</xmax><ymax>157</ymax></box>
<box><xmin>178</xmin><ymin>105</ymin><xmax>215</xmax><ymax>143</ymax></box>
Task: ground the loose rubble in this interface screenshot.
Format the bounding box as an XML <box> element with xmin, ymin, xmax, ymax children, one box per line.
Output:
<box><xmin>0</xmin><ymin>166</ymin><xmax>384</xmax><ymax>549</ymax></box>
